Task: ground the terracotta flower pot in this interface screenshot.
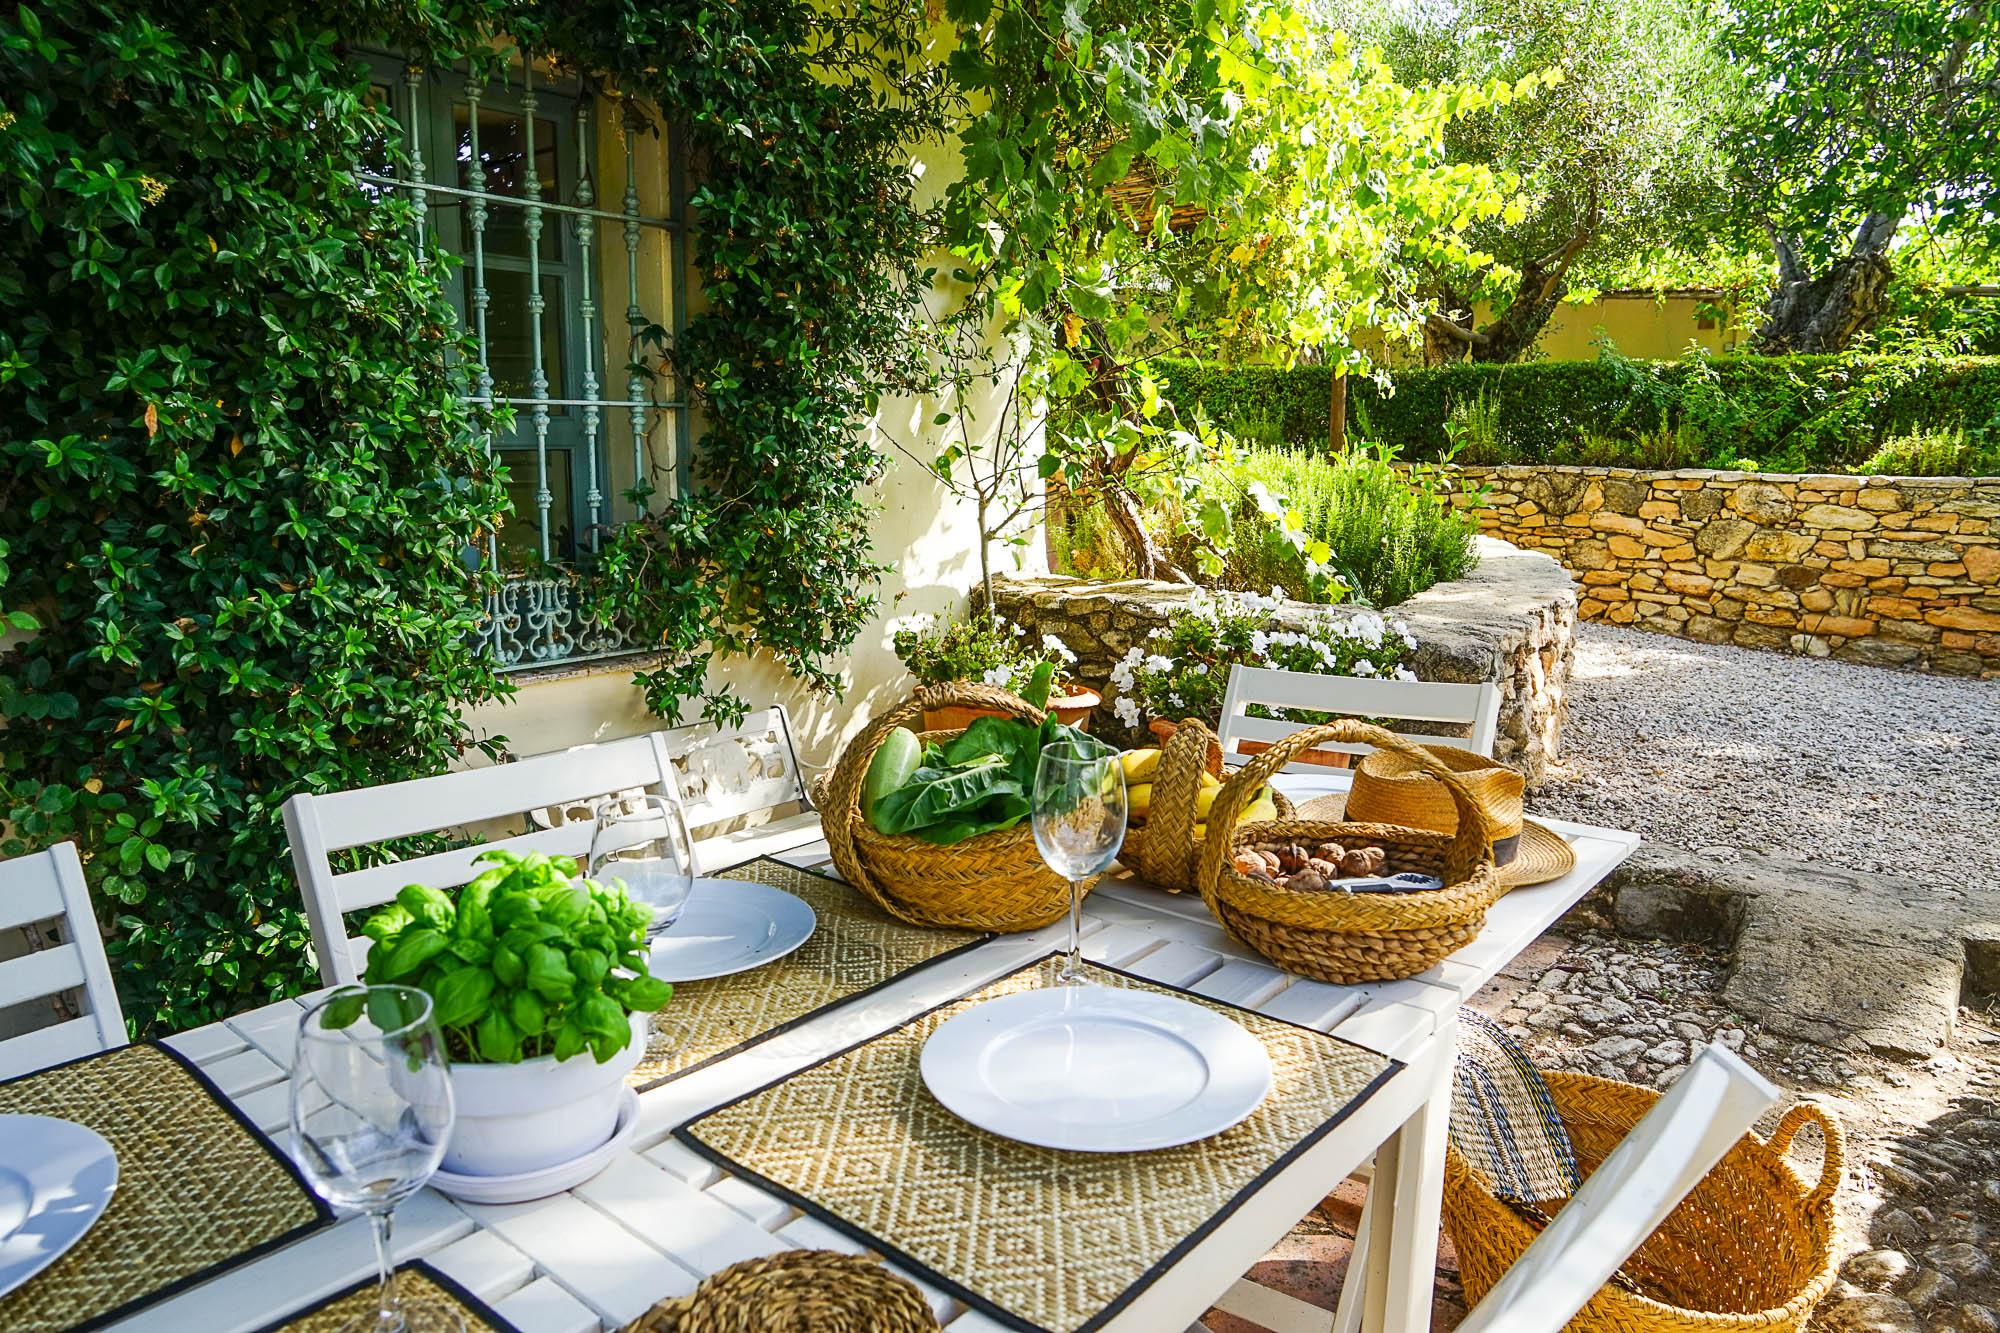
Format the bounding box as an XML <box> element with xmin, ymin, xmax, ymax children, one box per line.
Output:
<box><xmin>923</xmin><ymin>687</ymin><xmax>1099</xmax><ymax>733</ymax></box>
<box><xmin>1234</xmin><ymin>737</ymin><xmax>1353</xmax><ymax>769</ymax></box>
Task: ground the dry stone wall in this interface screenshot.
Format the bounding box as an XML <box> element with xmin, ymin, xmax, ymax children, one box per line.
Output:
<box><xmin>991</xmin><ymin>536</ymin><xmax>1578</xmax><ymax>780</ymax></box>
<box><xmin>1446</xmin><ymin>466</ymin><xmax>2000</xmax><ymax>676</ymax></box>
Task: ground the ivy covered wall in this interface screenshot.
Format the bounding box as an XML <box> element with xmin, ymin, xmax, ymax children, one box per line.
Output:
<box><xmin>0</xmin><ymin>0</ymin><xmax>969</xmax><ymax>1032</ymax></box>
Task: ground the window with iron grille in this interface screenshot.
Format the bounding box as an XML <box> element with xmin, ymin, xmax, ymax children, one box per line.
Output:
<box><xmin>360</xmin><ymin>55</ymin><xmax>689</xmax><ymax>670</ymax></box>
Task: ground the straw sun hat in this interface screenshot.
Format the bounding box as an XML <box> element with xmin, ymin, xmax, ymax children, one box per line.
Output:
<box><xmin>1297</xmin><ymin>745</ymin><xmax>1575</xmax><ymax>889</ymax></box>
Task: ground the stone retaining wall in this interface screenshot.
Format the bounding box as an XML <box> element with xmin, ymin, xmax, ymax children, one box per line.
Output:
<box><xmin>992</xmin><ymin>536</ymin><xmax>1578</xmax><ymax>780</ymax></box>
<box><xmin>1442</xmin><ymin>466</ymin><xmax>2000</xmax><ymax>675</ymax></box>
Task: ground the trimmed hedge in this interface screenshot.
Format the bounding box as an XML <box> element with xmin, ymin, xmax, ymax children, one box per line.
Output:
<box><xmin>1154</xmin><ymin>354</ymin><xmax>2000</xmax><ymax>475</ymax></box>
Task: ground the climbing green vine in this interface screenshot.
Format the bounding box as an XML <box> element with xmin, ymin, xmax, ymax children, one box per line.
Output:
<box><xmin>1</xmin><ymin>0</ymin><xmax>953</xmax><ymax>1031</ymax></box>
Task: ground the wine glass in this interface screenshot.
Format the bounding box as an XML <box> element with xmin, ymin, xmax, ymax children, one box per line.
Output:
<box><xmin>291</xmin><ymin>985</ymin><xmax>459</xmax><ymax>1333</ymax></box>
<box><xmin>1032</xmin><ymin>745</ymin><xmax>1127</xmax><ymax>984</ymax></box>
<box><xmin>589</xmin><ymin>788</ymin><xmax>697</xmax><ymax>940</ymax></box>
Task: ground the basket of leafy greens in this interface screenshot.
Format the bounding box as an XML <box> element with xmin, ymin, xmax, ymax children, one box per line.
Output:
<box><xmin>816</xmin><ymin>665</ymin><xmax>1113</xmax><ymax>931</ymax></box>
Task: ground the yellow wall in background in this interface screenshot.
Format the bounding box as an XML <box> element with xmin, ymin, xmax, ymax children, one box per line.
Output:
<box><xmin>1531</xmin><ymin>294</ymin><xmax>1745</xmax><ymax>361</ymax></box>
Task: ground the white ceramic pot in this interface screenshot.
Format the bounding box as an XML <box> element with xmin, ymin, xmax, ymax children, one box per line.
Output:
<box><xmin>441</xmin><ymin>1011</ymin><xmax>650</xmax><ymax>1177</ymax></box>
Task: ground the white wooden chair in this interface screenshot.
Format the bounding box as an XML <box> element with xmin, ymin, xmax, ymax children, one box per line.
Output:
<box><xmin>1216</xmin><ymin>665</ymin><xmax>1502</xmax><ymax>776</ymax></box>
<box><xmin>284</xmin><ymin>707</ymin><xmax>819</xmax><ymax>985</ymax></box>
<box><xmin>0</xmin><ymin>842</ymin><xmax>128</xmax><ymax>1078</ymax></box>
<box><xmin>1210</xmin><ymin>1044</ymin><xmax>1780</xmax><ymax>1333</ymax></box>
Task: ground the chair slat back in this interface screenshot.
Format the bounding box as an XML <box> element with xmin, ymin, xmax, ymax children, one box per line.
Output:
<box><xmin>1455</xmin><ymin>1044</ymin><xmax>1779</xmax><ymax>1333</ymax></box>
<box><xmin>283</xmin><ymin>707</ymin><xmax>813</xmax><ymax>986</ymax></box>
<box><xmin>0</xmin><ymin>843</ymin><xmax>127</xmax><ymax>1078</ymax></box>
<box><xmin>1215</xmin><ymin>665</ymin><xmax>1502</xmax><ymax>772</ymax></box>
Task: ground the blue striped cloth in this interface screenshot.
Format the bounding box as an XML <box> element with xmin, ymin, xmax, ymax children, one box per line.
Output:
<box><xmin>1449</xmin><ymin>1008</ymin><xmax>1582</xmax><ymax>1206</ymax></box>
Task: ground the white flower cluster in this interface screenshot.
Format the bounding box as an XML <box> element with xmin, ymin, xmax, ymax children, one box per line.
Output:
<box><xmin>1039</xmin><ymin>632</ymin><xmax>1078</xmax><ymax>665</ymax></box>
<box><xmin>1106</xmin><ymin>589</ymin><xmax>1425</xmax><ymax>729</ymax></box>
<box><xmin>980</xmin><ymin>664</ymin><xmax>1018</xmax><ymax>688</ymax></box>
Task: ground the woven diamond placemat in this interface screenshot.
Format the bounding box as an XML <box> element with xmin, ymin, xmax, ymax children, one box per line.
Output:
<box><xmin>677</xmin><ymin>955</ymin><xmax>1401</xmax><ymax>1333</ymax></box>
<box><xmin>254</xmin><ymin>1261</ymin><xmax>523</xmax><ymax>1333</ymax></box>
<box><xmin>0</xmin><ymin>1042</ymin><xmax>333</xmax><ymax>1333</ymax></box>
<box><xmin>629</xmin><ymin>858</ymin><xmax>990</xmax><ymax>1089</ymax></box>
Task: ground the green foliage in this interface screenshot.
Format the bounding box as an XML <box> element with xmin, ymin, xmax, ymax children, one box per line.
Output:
<box><xmin>352</xmin><ymin>849</ymin><xmax>673</xmax><ymax>1065</ymax></box>
<box><xmin>1173</xmin><ymin>447</ymin><xmax>1483</xmax><ymax>607</ymax></box>
<box><xmin>935</xmin><ymin>0</ymin><xmax>1541</xmax><ymax>581</ymax></box>
<box><xmin>1365</xmin><ymin>0</ymin><xmax>1737</xmax><ymax>356</ymax></box>
<box><xmin>0</xmin><ymin>0</ymin><xmax>514</xmax><ymax>1035</ymax></box>
<box><xmin>1155</xmin><ymin>352</ymin><xmax>2000</xmax><ymax>475</ymax></box>
<box><xmin>1721</xmin><ymin>0</ymin><xmax>1999</xmax><ymax>273</ymax></box>
<box><xmin>1855</xmin><ymin>429</ymin><xmax>2000</xmax><ymax>478</ymax></box>
<box><xmin>1107</xmin><ymin>591</ymin><xmax>1418</xmax><ymax>733</ymax></box>
<box><xmin>1</xmin><ymin>0</ymin><xmax>951</xmax><ymax>1034</ymax></box>
<box><xmin>890</xmin><ymin>613</ymin><xmax>1075</xmax><ymax>693</ymax></box>
<box><xmin>547</xmin><ymin>0</ymin><xmax>955</xmax><ymax>725</ymax></box>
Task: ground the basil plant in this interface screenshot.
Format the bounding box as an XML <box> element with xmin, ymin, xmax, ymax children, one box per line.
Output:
<box><xmin>331</xmin><ymin>849</ymin><xmax>674</xmax><ymax>1064</ymax></box>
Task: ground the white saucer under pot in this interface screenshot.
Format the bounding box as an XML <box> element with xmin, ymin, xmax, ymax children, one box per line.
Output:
<box><xmin>428</xmin><ymin>1087</ymin><xmax>642</xmax><ymax>1205</ymax></box>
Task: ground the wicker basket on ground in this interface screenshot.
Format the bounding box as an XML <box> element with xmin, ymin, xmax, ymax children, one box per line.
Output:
<box><xmin>1119</xmin><ymin>717</ymin><xmax>1293</xmax><ymax>894</ymax></box>
<box><xmin>815</xmin><ymin>681</ymin><xmax>1090</xmax><ymax>933</ymax></box>
<box><xmin>1445</xmin><ymin>1073</ymin><xmax>1843</xmax><ymax>1333</ymax></box>
<box><xmin>1192</xmin><ymin>719</ymin><xmax>1502</xmax><ymax>983</ymax></box>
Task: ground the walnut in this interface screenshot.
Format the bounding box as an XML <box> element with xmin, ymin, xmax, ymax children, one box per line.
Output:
<box><xmin>1339</xmin><ymin>846</ymin><xmax>1388</xmax><ymax>876</ymax></box>
<box><xmin>1232</xmin><ymin>851</ymin><xmax>1269</xmax><ymax>878</ymax></box>
<box><xmin>1274</xmin><ymin>843</ymin><xmax>1311</xmax><ymax>873</ymax></box>
<box><xmin>1314</xmin><ymin>841</ymin><xmax>1347</xmax><ymax>862</ymax></box>
<box><xmin>1285</xmin><ymin>868</ymin><xmax>1329</xmax><ymax>893</ymax></box>
<box><xmin>1258</xmin><ymin>850</ymin><xmax>1284</xmax><ymax>876</ymax></box>
<box><xmin>1305</xmin><ymin>857</ymin><xmax>1343</xmax><ymax>878</ymax></box>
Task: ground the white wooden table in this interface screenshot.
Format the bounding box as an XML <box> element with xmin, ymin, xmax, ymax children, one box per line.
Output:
<box><xmin>116</xmin><ymin>792</ymin><xmax>1637</xmax><ymax>1333</ymax></box>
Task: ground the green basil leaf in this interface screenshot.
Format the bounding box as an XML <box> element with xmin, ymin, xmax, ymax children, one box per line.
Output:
<box><xmin>396</xmin><ymin>883</ymin><xmax>455</xmax><ymax>930</ymax></box>
<box><xmin>379</xmin><ymin>927</ymin><xmax>449</xmax><ymax>980</ymax></box>
<box><xmin>509</xmin><ymin>989</ymin><xmax>549</xmax><ymax>1036</ymax></box>
<box><xmin>491</xmin><ymin>942</ymin><xmax>525</xmax><ymax>986</ymax></box>
<box><xmin>432</xmin><ymin>965</ymin><xmax>495</xmax><ymax>1028</ymax></box>
<box><xmin>475</xmin><ymin>1009</ymin><xmax>522</xmax><ymax>1063</ymax></box>
<box><xmin>524</xmin><ymin>943</ymin><xmax>576</xmax><ymax>1001</ymax></box>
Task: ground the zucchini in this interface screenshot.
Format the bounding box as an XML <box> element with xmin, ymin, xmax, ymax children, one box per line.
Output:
<box><xmin>861</xmin><ymin>726</ymin><xmax>923</xmax><ymax>828</ymax></box>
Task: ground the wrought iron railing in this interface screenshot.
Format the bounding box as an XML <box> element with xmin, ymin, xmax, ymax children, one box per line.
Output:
<box><xmin>359</xmin><ymin>55</ymin><xmax>687</xmax><ymax>670</ymax></box>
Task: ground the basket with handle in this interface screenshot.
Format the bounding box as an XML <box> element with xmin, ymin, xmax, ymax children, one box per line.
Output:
<box><xmin>1445</xmin><ymin>1073</ymin><xmax>1843</xmax><ymax>1333</ymax></box>
<box><xmin>1119</xmin><ymin>717</ymin><xmax>1293</xmax><ymax>894</ymax></box>
<box><xmin>815</xmin><ymin>681</ymin><xmax>1091</xmax><ymax>932</ymax></box>
<box><xmin>1193</xmin><ymin>719</ymin><xmax>1502</xmax><ymax>983</ymax></box>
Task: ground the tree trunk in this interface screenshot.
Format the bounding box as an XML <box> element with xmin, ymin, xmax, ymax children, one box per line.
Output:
<box><xmin>1425</xmin><ymin>201</ymin><xmax>1599</xmax><ymax>365</ymax></box>
<box><xmin>1328</xmin><ymin>373</ymin><xmax>1347</xmax><ymax>453</ymax></box>
<box><xmin>1102</xmin><ymin>485</ymin><xmax>1192</xmax><ymax>584</ymax></box>
<box><xmin>1752</xmin><ymin>214</ymin><xmax>1901</xmax><ymax>354</ymax></box>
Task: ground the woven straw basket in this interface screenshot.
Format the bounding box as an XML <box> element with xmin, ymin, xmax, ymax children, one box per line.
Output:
<box><xmin>1446</xmin><ymin>1074</ymin><xmax>1844</xmax><ymax>1332</ymax></box>
<box><xmin>1120</xmin><ymin>717</ymin><xmax>1294</xmax><ymax>894</ymax></box>
<box><xmin>1193</xmin><ymin>720</ymin><xmax>1502</xmax><ymax>983</ymax></box>
<box><xmin>817</xmin><ymin>681</ymin><xmax>1089</xmax><ymax>933</ymax></box>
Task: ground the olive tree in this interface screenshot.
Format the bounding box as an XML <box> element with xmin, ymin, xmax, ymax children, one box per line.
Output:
<box><xmin>1354</xmin><ymin>0</ymin><xmax>1734</xmax><ymax>362</ymax></box>
<box><xmin>1723</xmin><ymin>0</ymin><xmax>1998</xmax><ymax>352</ymax></box>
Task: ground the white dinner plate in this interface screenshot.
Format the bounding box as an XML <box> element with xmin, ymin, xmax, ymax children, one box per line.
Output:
<box><xmin>0</xmin><ymin>1114</ymin><xmax>119</xmax><ymax>1299</ymax></box>
<box><xmin>921</xmin><ymin>985</ymin><xmax>1274</xmax><ymax>1152</ymax></box>
<box><xmin>644</xmin><ymin>878</ymin><xmax>817</xmax><ymax>982</ymax></box>
<box><xmin>429</xmin><ymin>1087</ymin><xmax>640</xmax><ymax>1205</ymax></box>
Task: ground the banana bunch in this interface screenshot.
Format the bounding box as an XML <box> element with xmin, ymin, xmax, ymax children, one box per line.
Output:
<box><xmin>1119</xmin><ymin>748</ymin><xmax>1276</xmax><ymax>832</ymax></box>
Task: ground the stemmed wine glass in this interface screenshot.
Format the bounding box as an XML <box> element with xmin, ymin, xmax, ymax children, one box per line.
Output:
<box><xmin>291</xmin><ymin>985</ymin><xmax>459</xmax><ymax>1333</ymax></box>
<box><xmin>589</xmin><ymin>787</ymin><xmax>697</xmax><ymax>942</ymax></box>
<box><xmin>1032</xmin><ymin>744</ymin><xmax>1127</xmax><ymax>984</ymax></box>
<box><xmin>589</xmin><ymin>782</ymin><xmax>697</xmax><ymax>1061</ymax></box>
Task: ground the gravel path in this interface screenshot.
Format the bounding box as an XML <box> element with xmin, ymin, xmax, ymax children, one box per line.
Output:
<box><xmin>1528</xmin><ymin>624</ymin><xmax>2000</xmax><ymax>889</ymax></box>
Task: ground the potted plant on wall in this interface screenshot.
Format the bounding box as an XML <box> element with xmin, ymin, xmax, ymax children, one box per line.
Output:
<box><xmin>343</xmin><ymin>848</ymin><xmax>673</xmax><ymax>1180</ymax></box>
<box><xmin>892</xmin><ymin>613</ymin><xmax>1101</xmax><ymax>730</ymax></box>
